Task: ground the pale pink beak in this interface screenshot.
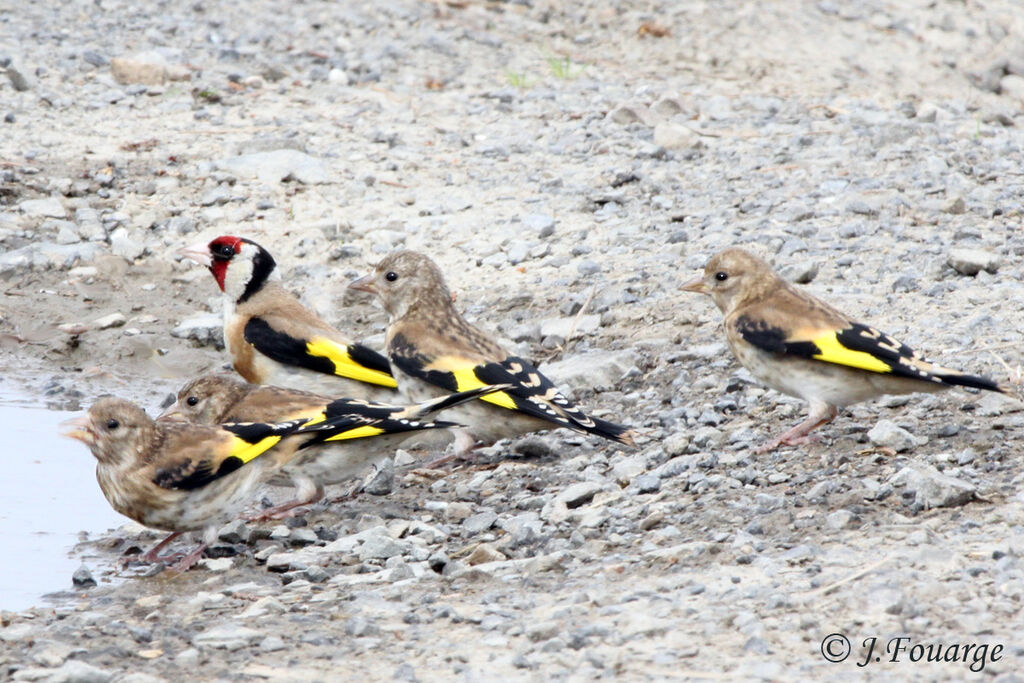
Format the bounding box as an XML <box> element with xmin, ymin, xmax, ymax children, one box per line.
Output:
<box><xmin>61</xmin><ymin>415</ymin><xmax>97</xmax><ymax>446</ymax></box>
<box><xmin>681</xmin><ymin>277</ymin><xmax>709</xmax><ymax>295</ymax></box>
<box><xmin>349</xmin><ymin>273</ymin><xmax>377</xmax><ymax>295</ymax></box>
<box><xmin>156</xmin><ymin>401</ymin><xmax>188</xmax><ymax>423</ymax></box>
<box><xmin>177</xmin><ymin>241</ymin><xmax>212</xmax><ymax>268</ymax></box>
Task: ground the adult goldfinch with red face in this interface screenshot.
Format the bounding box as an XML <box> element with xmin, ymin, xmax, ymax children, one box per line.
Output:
<box><xmin>349</xmin><ymin>250</ymin><xmax>636</xmax><ymax>454</ymax></box>
<box><xmin>158</xmin><ymin>373</ymin><xmax>509</xmax><ymax>516</ymax></box>
<box><xmin>178</xmin><ymin>235</ymin><xmax>398</xmax><ymax>400</ymax></box>
<box><xmin>63</xmin><ymin>397</ymin><xmax>347</xmax><ymax>570</ymax></box>
<box><xmin>682</xmin><ymin>247</ymin><xmax>1010</xmax><ymax>452</ymax></box>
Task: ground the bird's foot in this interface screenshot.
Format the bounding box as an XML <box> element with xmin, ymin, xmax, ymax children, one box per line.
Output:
<box><xmin>243</xmin><ymin>501</ymin><xmax>308</xmax><ymax>522</ymax></box>
<box><xmin>167</xmin><ymin>544</ymin><xmax>208</xmax><ymax>572</ymax></box>
<box><xmin>754</xmin><ymin>432</ymin><xmax>822</xmax><ymax>454</ymax></box>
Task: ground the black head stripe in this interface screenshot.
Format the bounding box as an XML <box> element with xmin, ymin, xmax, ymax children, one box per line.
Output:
<box><xmin>238</xmin><ymin>243</ymin><xmax>277</xmax><ymax>304</ymax></box>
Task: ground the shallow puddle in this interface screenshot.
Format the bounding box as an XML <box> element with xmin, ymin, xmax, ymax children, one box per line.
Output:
<box><xmin>0</xmin><ymin>387</ymin><xmax>126</xmax><ymax>611</ymax></box>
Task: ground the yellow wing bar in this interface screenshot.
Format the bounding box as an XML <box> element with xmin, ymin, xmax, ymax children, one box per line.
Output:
<box><xmin>324</xmin><ymin>425</ymin><xmax>387</xmax><ymax>441</ymax></box>
<box><xmin>228</xmin><ymin>434</ymin><xmax>283</xmax><ymax>464</ymax></box>
<box><xmin>306</xmin><ymin>337</ymin><xmax>398</xmax><ymax>388</ymax></box>
<box><xmin>809</xmin><ymin>332</ymin><xmax>893</xmax><ymax>374</ymax></box>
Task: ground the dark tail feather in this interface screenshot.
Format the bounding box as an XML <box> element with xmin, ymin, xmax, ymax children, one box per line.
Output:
<box><xmin>410</xmin><ymin>384</ymin><xmax>516</xmax><ymax>420</ymax></box>
<box><xmin>936</xmin><ymin>371</ymin><xmax>1012</xmax><ymax>395</ymax></box>
<box><xmin>586</xmin><ymin>416</ymin><xmax>637</xmax><ymax>447</ymax></box>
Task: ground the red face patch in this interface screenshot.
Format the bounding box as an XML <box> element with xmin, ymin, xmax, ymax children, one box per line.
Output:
<box><xmin>206</xmin><ymin>236</ymin><xmax>244</xmax><ymax>292</ymax></box>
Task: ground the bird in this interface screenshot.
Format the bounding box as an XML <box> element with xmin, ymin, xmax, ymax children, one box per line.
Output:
<box><xmin>158</xmin><ymin>373</ymin><xmax>511</xmax><ymax>516</ymax></box>
<box><xmin>177</xmin><ymin>235</ymin><xmax>398</xmax><ymax>400</ymax></box>
<box><xmin>61</xmin><ymin>396</ymin><xmax>361</xmax><ymax>571</ymax></box>
<box><xmin>348</xmin><ymin>250</ymin><xmax>636</xmax><ymax>458</ymax></box>
<box><xmin>681</xmin><ymin>247</ymin><xmax>1011</xmax><ymax>452</ymax></box>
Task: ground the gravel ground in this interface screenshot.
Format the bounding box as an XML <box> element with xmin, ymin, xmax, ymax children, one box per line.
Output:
<box><xmin>3</xmin><ymin>0</ymin><xmax>1024</xmax><ymax>680</ymax></box>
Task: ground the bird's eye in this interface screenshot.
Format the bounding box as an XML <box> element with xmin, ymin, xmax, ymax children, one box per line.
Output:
<box><xmin>105</xmin><ymin>419</ymin><xmax>120</xmax><ymax>430</ymax></box>
<box><xmin>385</xmin><ymin>271</ymin><xmax>398</xmax><ymax>282</ymax></box>
<box><xmin>217</xmin><ymin>244</ymin><xmax>234</xmax><ymax>257</ymax></box>
<box><xmin>186</xmin><ymin>396</ymin><xmax>199</xmax><ymax>406</ymax></box>
<box><xmin>715</xmin><ymin>272</ymin><xmax>729</xmax><ymax>282</ymax></box>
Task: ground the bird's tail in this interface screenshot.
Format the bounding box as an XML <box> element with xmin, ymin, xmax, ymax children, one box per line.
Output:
<box><xmin>586</xmin><ymin>416</ymin><xmax>638</xmax><ymax>447</ymax></box>
<box><xmin>931</xmin><ymin>368</ymin><xmax>1013</xmax><ymax>395</ymax></box>
<box><xmin>402</xmin><ymin>384</ymin><xmax>516</xmax><ymax>421</ymax></box>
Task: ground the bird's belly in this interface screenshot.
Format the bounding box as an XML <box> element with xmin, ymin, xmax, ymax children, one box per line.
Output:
<box><xmin>274</xmin><ymin>437</ymin><xmax>403</xmax><ymax>487</ymax></box>
<box><xmin>733</xmin><ymin>343</ymin><xmax>944</xmax><ymax>408</ymax></box>
<box><xmin>145</xmin><ymin>466</ymin><xmax>266</xmax><ymax>532</ymax></box>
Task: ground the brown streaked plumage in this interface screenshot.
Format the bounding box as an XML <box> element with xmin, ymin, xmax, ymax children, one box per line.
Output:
<box><xmin>349</xmin><ymin>250</ymin><xmax>637</xmax><ymax>454</ymax></box>
<box><xmin>62</xmin><ymin>396</ymin><xmax>321</xmax><ymax>571</ymax></box>
<box><xmin>178</xmin><ymin>235</ymin><xmax>398</xmax><ymax>399</ymax></box>
<box><xmin>159</xmin><ymin>374</ymin><xmax>509</xmax><ymax>516</ymax></box>
<box><xmin>682</xmin><ymin>247</ymin><xmax>1010</xmax><ymax>452</ymax></box>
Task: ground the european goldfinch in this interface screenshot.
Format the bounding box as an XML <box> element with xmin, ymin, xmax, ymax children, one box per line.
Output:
<box><xmin>682</xmin><ymin>247</ymin><xmax>1010</xmax><ymax>452</ymax></box>
<box><xmin>349</xmin><ymin>250</ymin><xmax>636</xmax><ymax>453</ymax></box>
<box><xmin>158</xmin><ymin>373</ymin><xmax>508</xmax><ymax>516</ymax></box>
<box><xmin>178</xmin><ymin>235</ymin><xmax>398</xmax><ymax>399</ymax></box>
<box><xmin>62</xmin><ymin>396</ymin><xmax>346</xmax><ymax>570</ymax></box>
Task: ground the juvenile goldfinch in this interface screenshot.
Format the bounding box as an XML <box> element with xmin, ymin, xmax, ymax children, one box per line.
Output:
<box><xmin>158</xmin><ymin>373</ymin><xmax>508</xmax><ymax>516</ymax></box>
<box><xmin>178</xmin><ymin>235</ymin><xmax>398</xmax><ymax>399</ymax></box>
<box><xmin>62</xmin><ymin>397</ymin><xmax>343</xmax><ymax>571</ymax></box>
<box><xmin>682</xmin><ymin>247</ymin><xmax>1010</xmax><ymax>452</ymax></box>
<box><xmin>349</xmin><ymin>250</ymin><xmax>636</xmax><ymax>453</ymax></box>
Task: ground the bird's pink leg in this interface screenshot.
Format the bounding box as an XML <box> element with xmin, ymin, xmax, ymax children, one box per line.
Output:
<box><xmin>420</xmin><ymin>428</ymin><xmax>478</xmax><ymax>469</ymax></box>
<box><xmin>138</xmin><ymin>531</ymin><xmax>184</xmax><ymax>564</ymax></box>
<box><xmin>756</xmin><ymin>404</ymin><xmax>839</xmax><ymax>454</ymax></box>
<box><xmin>244</xmin><ymin>479</ymin><xmax>324</xmax><ymax>522</ymax></box>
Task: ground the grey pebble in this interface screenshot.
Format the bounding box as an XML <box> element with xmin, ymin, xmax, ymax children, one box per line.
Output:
<box><xmin>72</xmin><ymin>564</ymin><xmax>96</xmax><ymax>588</ymax></box>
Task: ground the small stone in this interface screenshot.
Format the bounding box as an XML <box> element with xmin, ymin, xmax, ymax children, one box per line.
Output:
<box><xmin>891</xmin><ymin>463</ymin><xmax>975</xmax><ymax>509</ymax></box>
<box><xmin>825</xmin><ymin>509</ymin><xmax>855</xmax><ymax>530</ymax></box>
<box><xmin>541</xmin><ymin>349</ymin><xmax>640</xmax><ymax>392</ymax></box>
<box><xmin>467</xmin><ymin>543</ymin><xmax>506</xmax><ymax>565</ymax></box>
<box><xmin>363</xmin><ymin>458</ymin><xmax>394</xmax><ymax>495</ymax></box>
<box><xmin>556</xmin><ymin>482</ymin><xmax>604</xmax><ymax>508</ymax></box>
<box><xmin>214</xmin><ymin>149</ymin><xmax>330</xmax><ymax>184</ymax></box>
<box><xmin>522</xmin><ymin>213</ymin><xmax>555</xmax><ymax>238</ymax></box>
<box><xmin>778</xmin><ymin>261</ymin><xmax>818</xmax><ymax>284</ymax></box>
<box><xmin>72</xmin><ymin>564</ymin><xmax>97</xmax><ymax>588</ymax></box>
<box><xmin>358</xmin><ymin>534</ymin><xmax>408</xmax><ymax>561</ymax></box>
<box><xmin>193</xmin><ymin>624</ymin><xmax>263</xmax><ymax>650</ymax></box>
<box><xmin>947</xmin><ymin>248</ymin><xmax>1000</xmax><ymax>276</ymax></box>
<box><xmin>19</xmin><ymin>197</ymin><xmax>66</xmax><ymax>218</ymax></box>
<box><xmin>634</xmin><ymin>473</ymin><xmax>661</xmax><ymax>494</ymax></box>
<box><xmin>171</xmin><ymin>313</ymin><xmax>223</xmax><ymax>349</ymax></box>
<box><xmin>975</xmin><ymin>392</ymin><xmax>1024</xmax><ymax>416</ymax></box>
<box><xmin>200</xmin><ymin>557</ymin><xmax>234</xmax><ymax>572</ymax></box>
<box><xmin>83</xmin><ymin>50</ymin><xmax>109</xmax><ymax>67</ymax></box>
<box><xmin>304</xmin><ymin>565</ymin><xmax>329</xmax><ymax>583</ymax></box>
<box><xmin>290</xmin><ymin>528</ymin><xmax>319</xmax><ymax>546</ymax></box>
<box><xmin>6</xmin><ymin>64</ymin><xmax>32</xmax><ymax>91</ymax></box>
<box><xmin>942</xmin><ymin>196</ymin><xmax>966</xmax><ymax>215</ymax></box>
<box><xmin>265</xmin><ymin>553</ymin><xmax>295</xmax><ymax>572</ymax></box>
<box><xmin>92</xmin><ymin>313</ymin><xmax>126</xmax><ymax>330</ymax></box>
<box><xmin>611</xmin><ymin>455</ymin><xmax>646</xmax><ymax>484</ymax></box>
<box><xmin>539</xmin><ymin>315</ymin><xmax>600</xmax><ymax>341</ymax></box>
<box><xmin>41</xmin><ymin>660</ymin><xmax>112</xmax><ymax>682</ymax></box>
<box><xmin>462</xmin><ymin>511</ymin><xmax>497</xmax><ymax>535</ymax></box>
<box><xmin>344</xmin><ymin>617</ymin><xmax>380</xmax><ymax>637</ymax></box>
<box><xmin>109</xmin><ymin>227</ymin><xmax>146</xmax><ymax>261</ymax></box>
<box><xmin>653</xmin><ymin>122</ymin><xmax>699</xmax><ymax>149</ymax></box>
<box><xmin>867</xmin><ymin>419</ymin><xmax>921</xmax><ymax>452</ymax></box>
<box><xmin>607</xmin><ymin>105</ymin><xmax>643</xmax><ymax>124</ymax></box>
<box><xmin>217</xmin><ymin>519</ymin><xmax>251</xmax><ymax>544</ymax></box>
